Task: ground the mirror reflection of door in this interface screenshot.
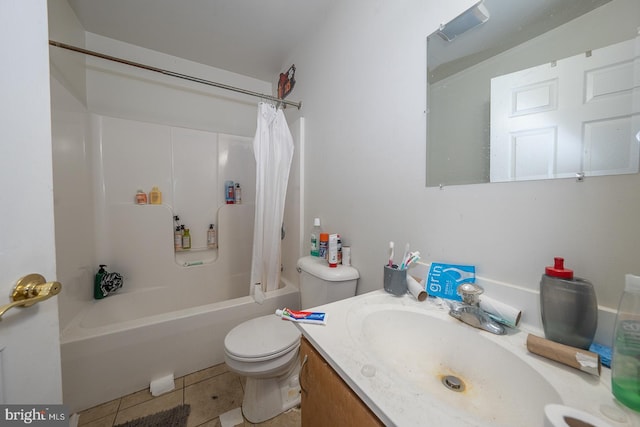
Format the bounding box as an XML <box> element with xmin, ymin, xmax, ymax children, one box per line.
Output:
<box><xmin>490</xmin><ymin>38</ymin><xmax>639</xmax><ymax>182</ymax></box>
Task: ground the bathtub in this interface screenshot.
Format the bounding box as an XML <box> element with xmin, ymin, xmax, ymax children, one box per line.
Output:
<box><xmin>60</xmin><ymin>278</ymin><xmax>300</xmax><ymax>413</ymax></box>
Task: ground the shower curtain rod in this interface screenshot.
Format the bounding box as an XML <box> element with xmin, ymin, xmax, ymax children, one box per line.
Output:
<box><xmin>49</xmin><ymin>40</ymin><xmax>302</xmax><ymax>110</ymax></box>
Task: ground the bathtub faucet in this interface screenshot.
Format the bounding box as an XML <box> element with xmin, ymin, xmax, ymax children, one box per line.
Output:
<box><xmin>448</xmin><ymin>283</ymin><xmax>505</xmax><ymax>335</ymax></box>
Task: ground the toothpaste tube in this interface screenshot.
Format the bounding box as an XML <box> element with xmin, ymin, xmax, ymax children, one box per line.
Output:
<box><xmin>275</xmin><ymin>308</ymin><xmax>327</xmax><ymax>325</ymax></box>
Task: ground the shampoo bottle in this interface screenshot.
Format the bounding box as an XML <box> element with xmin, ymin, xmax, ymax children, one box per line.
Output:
<box><xmin>225</xmin><ymin>181</ymin><xmax>235</xmax><ymax>204</ymax></box>
<box><xmin>94</xmin><ymin>264</ymin><xmax>108</xmax><ymax>300</ymax></box>
<box><xmin>310</xmin><ymin>218</ymin><xmax>321</xmax><ymax>256</ymax></box>
<box><xmin>149</xmin><ymin>186</ymin><xmax>162</xmax><ymax>204</ymax></box>
<box><xmin>611</xmin><ymin>274</ymin><xmax>640</xmax><ymax>411</ymax></box>
<box><xmin>182</xmin><ymin>228</ymin><xmax>191</xmax><ymax>250</ymax></box>
<box><xmin>234</xmin><ymin>183</ymin><xmax>242</xmax><ymax>204</ymax></box>
<box><xmin>540</xmin><ymin>257</ymin><xmax>598</xmax><ymax>349</ymax></box>
<box><xmin>174</xmin><ymin>226</ymin><xmax>183</xmax><ymax>251</ymax></box>
<box><xmin>207</xmin><ymin>224</ymin><xmax>217</xmax><ymax>249</ymax></box>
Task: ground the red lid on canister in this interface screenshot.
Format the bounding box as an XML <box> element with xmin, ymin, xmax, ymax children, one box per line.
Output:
<box><xmin>545</xmin><ymin>257</ymin><xmax>574</xmax><ymax>279</ymax></box>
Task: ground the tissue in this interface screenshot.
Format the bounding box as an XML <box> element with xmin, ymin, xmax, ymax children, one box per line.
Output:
<box><xmin>407</xmin><ymin>276</ymin><xmax>427</xmax><ymax>301</ymax></box>
<box><xmin>150</xmin><ymin>373</ymin><xmax>175</xmax><ymax>396</ymax></box>
<box><xmin>479</xmin><ymin>295</ymin><xmax>521</xmax><ymax>328</ymax></box>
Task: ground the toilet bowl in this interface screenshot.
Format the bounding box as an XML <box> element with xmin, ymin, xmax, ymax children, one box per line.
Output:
<box><xmin>223</xmin><ymin>256</ymin><xmax>359</xmax><ymax>423</ymax></box>
<box><xmin>224</xmin><ymin>314</ymin><xmax>301</xmax><ymax>423</ymax></box>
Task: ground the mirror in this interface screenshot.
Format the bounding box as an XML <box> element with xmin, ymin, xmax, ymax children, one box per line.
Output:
<box><xmin>427</xmin><ymin>0</ymin><xmax>640</xmax><ymax>187</ymax></box>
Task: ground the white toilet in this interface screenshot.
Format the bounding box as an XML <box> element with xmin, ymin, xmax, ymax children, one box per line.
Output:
<box><xmin>224</xmin><ymin>256</ymin><xmax>359</xmax><ymax>423</ymax></box>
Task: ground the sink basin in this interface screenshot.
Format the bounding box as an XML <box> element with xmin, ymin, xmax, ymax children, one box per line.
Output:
<box><xmin>348</xmin><ymin>305</ymin><xmax>562</xmax><ymax>426</ymax></box>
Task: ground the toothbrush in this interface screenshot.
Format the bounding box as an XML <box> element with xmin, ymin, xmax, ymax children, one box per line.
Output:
<box><xmin>404</xmin><ymin>252</ymin><xmax>420</xmax><ymax>269</ymax></box>
<box><xmin>400</xmin><ymin>243</ymin><xmax>410</xmax><ymax>269</ymax></box>
<box><xmin>388</xmin><ymin>241</ymin><xmax>395</xmax><ymax>267</ymax></box>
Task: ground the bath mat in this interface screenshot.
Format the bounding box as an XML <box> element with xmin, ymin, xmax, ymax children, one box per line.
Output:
<box><xmin>114</xmin><ymin>404</ymin><xmax>190</xmax><ymax>427</ymax></box>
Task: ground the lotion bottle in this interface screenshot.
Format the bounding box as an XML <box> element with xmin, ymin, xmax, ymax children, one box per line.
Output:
<box><xmin>540</xmin><ymin>257</ymin><xmax>598</xmax><ymax>349</ymax></box>
<box><xmin>207</xmin><ymin>224</ymin><xmax>217</xmax><ymax>249</ymax></box>
<box><xmin>611</xmin><ymin>274</ymin><xmax>640</xmax><ymax>411</ymax></box>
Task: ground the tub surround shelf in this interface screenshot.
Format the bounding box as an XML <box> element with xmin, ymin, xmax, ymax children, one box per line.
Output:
<box><xmin>175</xmin><ymin>247</ymin><xmax>217</xmax><ymax>267</ymax></box>
<box><xmin>296</xmin><ymin>290</ymin><xmax>640</xmax><ymax>427</ymax></box>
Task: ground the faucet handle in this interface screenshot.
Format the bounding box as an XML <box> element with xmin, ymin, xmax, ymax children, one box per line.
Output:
<box><xmin>457</xmin><ymin>283</ymin><xmax>483</xmax><ymax>305</ymax></box>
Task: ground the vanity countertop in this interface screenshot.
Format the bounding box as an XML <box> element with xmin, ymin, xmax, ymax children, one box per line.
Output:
<box><xmin>296</xmin><ymin>290</ymin><xmax>640</xmax><ymax>427</ymax></box>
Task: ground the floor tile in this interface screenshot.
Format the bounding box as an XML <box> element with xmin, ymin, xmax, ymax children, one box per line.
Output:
<box><xmin>112</xmin><ymin>389</ymin><xmax>183</xmax><ymax>425</ymax></box>
<box><xmin>184</xmin><ymin>364</ymin><xmax>229</xmax><ymax>387</ymax></box>
<box><xmin>254</xmin><ymin>407</ymin><xmax>300</xmax><ymax>427</ymax></box>
<box><xmin>184</xmin><ymin>371</ymin><xmax>244</xmax><ymax>427</ymax></box>
<box><xmin>120</xmin><ymin>376</ymin><xmax>185</xmax><ymax>410</ymax></box>
<box><xmin>77</xmin><ymin>399</ymin><xmax>120</xmax><ymax>425</ymax></box>
<box><xmin>77</xmin><ymin>412</ymin><xmax>117</xmax><ymax>427</ymax></box>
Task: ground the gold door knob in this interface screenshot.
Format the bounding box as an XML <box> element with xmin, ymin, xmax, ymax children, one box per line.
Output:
<box><xmin>0</xmin><ymin>274</ymin><xmax>62</xmax><ymax>320</ymax></box>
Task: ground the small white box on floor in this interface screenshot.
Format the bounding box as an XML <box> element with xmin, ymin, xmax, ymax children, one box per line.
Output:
<box><xmin>219</xmin><ymin>407</ymin><xmax>244</xmax><ymax>427</ymax></box>
<box><xmin>149</xmin><ymin>373</ymin><xmax>175</xmax><ymax>396</ymax></box>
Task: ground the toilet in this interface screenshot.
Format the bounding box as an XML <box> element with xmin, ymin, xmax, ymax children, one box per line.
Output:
<box><xmin>224</xmin><ymin>256</ymin><xmax>359</xmax><ymax>423</ymax></box>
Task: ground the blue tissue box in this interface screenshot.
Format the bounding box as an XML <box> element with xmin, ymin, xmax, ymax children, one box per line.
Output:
<box><xmin>427</xmin><ymin>263</ymin><xmax>476</xmax><ymax>301</ymax></box>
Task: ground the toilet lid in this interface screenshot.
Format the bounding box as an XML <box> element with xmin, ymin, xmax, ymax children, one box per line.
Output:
<box><xmin>225</xmin><ymin>314</ymin><xmax>301</xmax><ymax>360</ymax></box>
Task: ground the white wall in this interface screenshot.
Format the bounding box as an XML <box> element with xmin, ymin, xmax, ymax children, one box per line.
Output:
<box><xmin>283</xmin><ymin>0</ymin><xmax>640</xmax><ymax>313</ymax></box>
<box><xmin>48</xmin><ymin>0</ymin><xmax>86</xmax><ymax>104</ymax></box>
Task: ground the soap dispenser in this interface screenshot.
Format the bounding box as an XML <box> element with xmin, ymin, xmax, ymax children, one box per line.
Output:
<box><xmin>540</xmin><ymin>257</ymin><xmax>598</xmax><ymax>349</ymax></box>
<box><xmin>94</xmin><ymin>265</ymin><xmax>108</xmax><ymax>300</ymax></box>
<box><xmin>611</xmin><ymin>274</ymin><xmax>640</xmax><ymax>411</ymax></box>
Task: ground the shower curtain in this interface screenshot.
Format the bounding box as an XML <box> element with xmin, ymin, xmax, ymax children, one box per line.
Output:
<box><xmin>250</xmin><ymin>102</ymin><xmax>294</xmax><ymax>293</ymax></box>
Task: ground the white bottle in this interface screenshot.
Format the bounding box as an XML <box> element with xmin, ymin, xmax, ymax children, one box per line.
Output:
<box><xmin>207</xmin><ymin>224</ymin><xmax>217</xmax><ymax>249</ymax></box>
<box><xmin>174</xmin><ymin>226</ymin><xmax>183</xmax><ymax>251</ymax></box>
<box><xmin>328</xmin><ymin>234</ymin><xmax>338</xmax><ymax>267</ymax></box>
<box><xmin>310</xmin><ymin>218</ymin><xmax>321</xmax><ymax>257</ymax></box>
<box><xmin>234</xmin><ymin>183</ymin><xmax>242</xmax><ymax>204</ymax></box>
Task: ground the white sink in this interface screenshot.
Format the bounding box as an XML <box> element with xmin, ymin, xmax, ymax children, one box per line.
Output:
<box><xmin>349</xmin><ymin>307</ymin><xmax>561</xmax><ymax>426</ymax></box>
<box><xmin>298</xmin><ymin>290</ymin><xmax>634</xmax><ymax>426</ymax></box>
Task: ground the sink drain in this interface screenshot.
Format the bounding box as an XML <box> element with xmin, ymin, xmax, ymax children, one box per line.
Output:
<box><xmin>441</xmin><ymin>375</ymin><xmax>465</xmax><ymax>392</ymax></box>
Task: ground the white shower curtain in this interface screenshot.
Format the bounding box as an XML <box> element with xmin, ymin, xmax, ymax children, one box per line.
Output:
<box><xmin>250</xmin><ymin>102</ymin><xmax>294</xmax><ymax>293</ymax></box>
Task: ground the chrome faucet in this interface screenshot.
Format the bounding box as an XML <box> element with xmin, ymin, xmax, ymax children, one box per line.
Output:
<box><xmin>448</xmin><ymin>283</ymin><xmax>505</xmax><ymax>335</ymax></box>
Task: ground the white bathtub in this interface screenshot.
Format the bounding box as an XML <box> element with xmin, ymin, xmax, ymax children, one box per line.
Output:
<box><xmin>60</xmin><ymin>278</ymin><xmax>300</xmax><ymax>413</ymax></box>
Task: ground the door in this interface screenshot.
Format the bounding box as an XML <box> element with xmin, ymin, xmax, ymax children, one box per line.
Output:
<box><xmin>0</xmin><ymin>1</ymin><xmax>63</xmax><ymax>405</ymax></box>
<box><xmin>490</xmin><ymin>38</ymin><xmax>639</xmax><ymax>182</ymax></box>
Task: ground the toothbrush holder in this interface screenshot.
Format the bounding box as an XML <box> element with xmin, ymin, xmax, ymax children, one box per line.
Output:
<box><xmin>383</xmin><ymin>265</ymin><xmax>407</xmax><ymax>296</ymax></box>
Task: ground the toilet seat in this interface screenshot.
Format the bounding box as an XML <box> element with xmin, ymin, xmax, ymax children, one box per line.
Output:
<box><xmin>225</xmin><ymin>314</ymin><xmax>301</xmax><ymax>362</ymax></box>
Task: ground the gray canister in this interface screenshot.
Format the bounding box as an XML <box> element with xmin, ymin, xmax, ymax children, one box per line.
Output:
<box><xmin>384</xmin><ymin>265</ymin><xmax>407</xmax><ymax>296</ymax></box>
<box><xmin>540</xmin><ymin>257</ymin><xmax>598</xmax><ymax>350</ymax></box>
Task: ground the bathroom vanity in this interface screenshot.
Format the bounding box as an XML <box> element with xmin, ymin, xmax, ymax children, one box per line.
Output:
<box><xmin>296</xmin><ymin>290</ymin><xmax>640</xmax><ymax>426</ymax></box>
<box><xmin>299</xmin><ymin>337</ymin><xmax>383</xmax><ymax>426</ymax></box>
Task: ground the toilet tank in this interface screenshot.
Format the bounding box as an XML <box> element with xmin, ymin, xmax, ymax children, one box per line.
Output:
<box><xmin>297</xmin><ymin>256</ymin><xmax>359</xmax><ymax>309</ymax></box>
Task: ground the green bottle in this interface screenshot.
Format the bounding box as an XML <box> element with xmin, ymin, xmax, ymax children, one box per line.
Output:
<box><xmin>612</xmin><ymin>274</ymin><xmax>640</xmax><ymax>411</ymax></box>
<box><xmin>94</xmin><ymin>265</ymin><xmax>107</xmax><ymax>300</ymax></box>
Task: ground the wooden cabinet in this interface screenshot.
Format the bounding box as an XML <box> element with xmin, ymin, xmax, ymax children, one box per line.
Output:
<box><xmin>299</xmin><ymin>337</ymin><xmax>384</xmax><ymax>426</ymax></box>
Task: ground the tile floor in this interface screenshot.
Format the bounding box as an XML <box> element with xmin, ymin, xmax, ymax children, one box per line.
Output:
<box><xmin>76</xmin><ymin>363</ymin><xmax>301</xmax><ymax>427</ymax></box>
